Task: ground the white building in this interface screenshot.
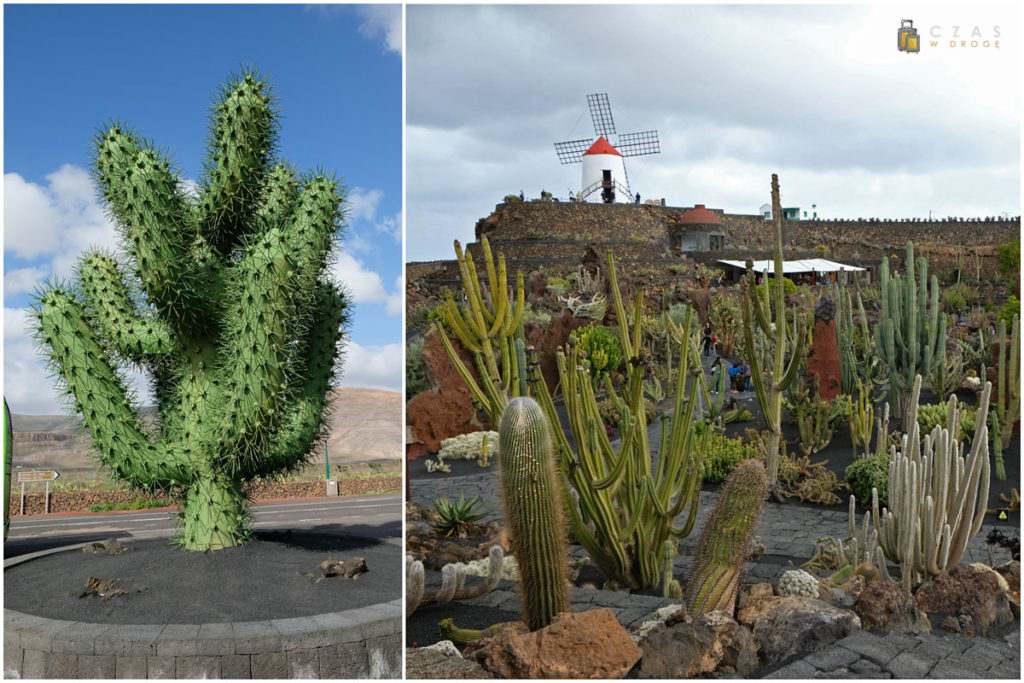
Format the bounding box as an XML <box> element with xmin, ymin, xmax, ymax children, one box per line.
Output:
<box><xmin>581</xmin><ymin>136</ymin><xmax>630</xmax><ymax>203</ymax></box>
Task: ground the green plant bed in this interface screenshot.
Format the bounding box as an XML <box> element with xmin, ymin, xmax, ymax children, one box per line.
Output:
<box><xmin>87</xmin><ymin>498</ymin><xmax>173</xmax><ymax>513</ymax></box>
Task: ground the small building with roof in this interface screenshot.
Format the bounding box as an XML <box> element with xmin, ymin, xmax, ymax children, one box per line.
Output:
<box><xmin>671</xmin><ymin>204</ymin><xmax>726</xmax><ymax>252</ymax></box>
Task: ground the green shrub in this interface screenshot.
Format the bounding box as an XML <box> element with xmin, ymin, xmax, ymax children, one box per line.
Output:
<box><xmin>944</xmin><ymin>286</ymin><xmax>967</xmax><ymax>314</ymax></box>
<box><xmin>547</xmin><ymin>276</ymin><xmax>571</xmax><ymax>297</ymax></box>
<box><xmin>998</xmin><ymin>241</ymin><xmax>1019</xmax><ymax>284</ymax></box>
<box><xmin>430</xmin><ymin>493</ymin><xmax>489</xmax><ymax>537</ymax></box>
<box><xmin>88</xmin><ymin>497</ymin><xmax>172</xmax><ymax>513</ymax></box>
<box><xmin>572</xmin><ymin>323</ymin><xmax>622</xmax><ymax>379</ymax></box>
<box><xmin>844</xmin><ymin>454</ymin><xmax>889</xmax><ymax>508</ymax></box>
<box><xmin>702</xmin><ymin>430</ymin><xmax>758</xmax><ymax>484</ymax></box>
<box><xmin>597</xmin><ymin>397</ymin><xmax>658</xmax><ymax>428</ymax></box>
<box><xmin>917</xmin><ymin>400</ymin><xmax>976</xmax><ymax>443</ymax></box>
<box><xmin>406</xmin><ymin>337</ymin><xmax>430</xmax><ymax>400</ymax></box>
<box><xmin>999</xmin><ymin>296</ymin><xmax>1019</xmax><ymax>326</ymax></box>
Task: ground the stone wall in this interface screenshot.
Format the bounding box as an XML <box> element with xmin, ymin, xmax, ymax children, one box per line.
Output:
<box><xmin>453</xmin><ymin>202</ymin><xmax>1019</xmax><ymax>278</ymax></box>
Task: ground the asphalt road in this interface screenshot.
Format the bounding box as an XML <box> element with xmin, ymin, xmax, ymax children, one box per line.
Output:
<box><xmin>3</xmin><ymin>494</ymin><xmax>401</xmax><ymax>557</ymax></box>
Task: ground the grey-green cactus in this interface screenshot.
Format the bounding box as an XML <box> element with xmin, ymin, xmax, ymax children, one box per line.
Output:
<box><xmin>686</xmin><ymin>458</ymin><xmax>769</xmax><ymax>616</ymax></box>
<box><xmin>498</xmin><ymin>397</ymin><xmax>570</xmax><ymax>630</ymax></box>
<box><xmin>405</xmin><ymin>546</ymin><xmax>505</xmax><ymax>616</ymax></box>
<box><xmin>742</xmin><ymin>174</ymin><xmax>808</xmax><ymax>484</ymax></box>
<box><xmin>873</xmin><ymin>375</ymin><xmax>991</xmax><ymax>590</ymax></box>
<box><xmin>31</xmin><ymin>70</ymin><xmax>348</xmax><ymax>551</ymax></box>
<box><xmin>991</xmin><ymin>314</ymin><xmax>1019</xmax><ymax>477</ymax></box>
<box><xmin>874</xmin><ymin>242</ymin><xmax>947</xmax><ymax>424</ymax></box>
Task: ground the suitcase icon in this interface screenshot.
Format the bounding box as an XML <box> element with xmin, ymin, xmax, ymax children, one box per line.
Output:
<box><xmin>899</xmin><ymin>19</ymin><xmax>920</xmax><ymax>53</ymax></box>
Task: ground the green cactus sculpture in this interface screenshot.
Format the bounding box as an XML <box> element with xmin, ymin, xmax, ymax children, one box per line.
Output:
<box><xmin>31</xmin><ymin>70</ymin><xmax>348</xmax><ymax>551</ymax></box>
<box><xmin>742</xmin><ymin>174</ymin><xmax>808</xmax><ymax>484</ymax></box>
<box><xmin>686</xmin><ymin>459</ymin><xmax>769</xmax><ymax>616</ymax></box>
<box><xmin>498</xmin><ymin>397</ymin><xmax>570</xmax><ymax>630</ymax></box>
<box><xmin>874</xmin><ymin>375</ymin><xmax>991</xmax><ymax>590</ymax></box>
<box><xmin>874</xmin><ymin>242</ymin><xmax>947</xmax><ymax>425</ymax></box>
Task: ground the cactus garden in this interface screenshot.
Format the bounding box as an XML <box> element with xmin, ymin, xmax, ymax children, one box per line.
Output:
<box><xmin>405</xmin><ymin>173</ymin><xmax>1020</xmax><ymax>678</ymax></box>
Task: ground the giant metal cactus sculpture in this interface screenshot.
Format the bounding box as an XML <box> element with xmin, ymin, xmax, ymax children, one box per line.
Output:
<box><xmin>873</xmin><ymin>375</ymin><xmax>991</xmax><ymax>590</ymax></box>
<box><xmin>498</xmin><ymin>397</ymin><xmax>570</xmax><ymax>630</ymax></box>
<box><xmin>874</xmin><ymin>242</ymin><xmax>947</xmax><ymax>425</ymax></box>
<box><xmin>31</xmin><ymin>70</ymin><xmax>348</xmax><ymax>551</ymax></box>
<box><xmin>685</xmin><ymin>458</ymin><xmax>769</xmax><ymax>616</ymax></box>
<box><xmin>742</xmin><ymin>174</ymin><xmax>808</xmax><ymax>484</ymax></box>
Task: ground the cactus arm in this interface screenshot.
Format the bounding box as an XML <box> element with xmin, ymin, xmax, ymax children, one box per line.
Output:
<box><xmin>254</xmin><ymin>163</ymin><xmax>300</xmax><ymax>231</ymax></box>
<box><xmin>93</xmin><ymin>128</ymin><xmax>212</xmax><ymax>335</ymax></box>
<box><xmin>77</xmin><ymin>252</ymin><xmax>175</xmax><ymax>359</ymax></box>
<box><xmin>34</xmin><ymin>289</ymin><xmax>194</xmax><ymax>489</ymax></box>
<box><xmin>197</xmin><ymin>70</ymin><xmax>278</xmax><ymax>254</ymax></box>
<box><xmin>606</xmin><ymin>250</ymin><xmax>633</xmax><ymax>360</ymax></box>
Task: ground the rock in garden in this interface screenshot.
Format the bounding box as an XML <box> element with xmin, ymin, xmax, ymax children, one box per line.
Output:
<box><xmin>750</xmin><ymin>597</ymin><xmax>861</xmax><ymax>664</ymax></box>
<box><xmin>736</xmin><ymin>583</ymin><xmax>777</xmax><ymax>625</ymax></box>
<box><xmin>469</xmin><ymin>609</ymin><xmax>641</xmax><ymax>679</ymax></box>
<box><xmin>82</xmin><ymin>537</ymin><xmax>126</xmax><ymax>555</ymax></box>
<box><xmin>915</xmin><ymin>563</ymin><xmax>1014</xmax><ymax>635</ymax></box>
<box><xmin>995</xmin><ymin>560</ymin><xmax>1020</xmax><ymax>617</ymax></box>
<box><xmin>639</xmin><ymin>610</ymin><xmax>757</xmax><ymax>678</ymax></box>
<box><xmin>855</xmin><ymin>579</ymin><xmax>930</xmax><ymax>632</ymax></box>
<box><xmin>406</xmin><ymin>642</ymin><xmax>494</xmax><ymax>679</ymax></box>
<box><xmin>319</xmin><ymin>557</ymin><xmax>368</xmax><ymax>579</ymax></box>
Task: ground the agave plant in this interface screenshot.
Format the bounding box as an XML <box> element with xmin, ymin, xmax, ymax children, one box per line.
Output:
<box><xmin>430</xmin><ymin>493</ymin><xmax>489</xmax><ymax>537</ymax></box>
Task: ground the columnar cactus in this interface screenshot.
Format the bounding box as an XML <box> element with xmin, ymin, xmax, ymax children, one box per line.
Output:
<box><xmin>405</xmin><ymin>546</ymin><xmax>505</xmax><ymax>616</ymax></box>
<box><xmin>873</xmin><ymin>375</ymin><xmax>991</xmax><ymax>590</ymax></box>
<box><xmin>31</xmin><ymin>70</ymin><xmax>348</xmax><ymax>551</ymax></box>
<box><xmin>991</xmin><ymin>315</ymin><xmax>1020</xmax><ymax>474</ymax></box>
<box><xmin>498</xmin><ymin>397</ymin><xmax>570</xmax><ymax>630</ymax></box>
<box><xmin>685</xmin><ymin>459</ymin><xmax>769</xmax><ymax>616</ymax></box>
<box><xmin>874</xmin><ymin>242</ymin><xmax>947</xmax><ymax>424</ymax></box>
<box><xmin>742</xmin><ymin>174</ymin><xmax>808</xmax><ymax>484</ymax></box>
<box><xmin>436</xmin><ymin>235</ymin><xmax>527</xmax><ymax>421</ymax></box>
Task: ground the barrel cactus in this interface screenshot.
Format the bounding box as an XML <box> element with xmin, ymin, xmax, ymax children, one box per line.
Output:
<box><xmin>31</xmin><ymin>69</ymin><xmax>348</xmax><ymax>551</ymax></box>
<box><xmin>498</xmin><ymin>396</ymin><xmax>570</xmax><ymax>630</ymax></box>
<box><xmin>686</xmin><ymin>459</ymin><xmax>769</xmax><ymax>616</ymax></box>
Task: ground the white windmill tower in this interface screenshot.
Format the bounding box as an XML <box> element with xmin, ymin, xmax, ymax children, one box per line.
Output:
<box><xmin>554</xmin><ymin>93</ymin><xmax>660</xmax><ymax>203</ymax></box>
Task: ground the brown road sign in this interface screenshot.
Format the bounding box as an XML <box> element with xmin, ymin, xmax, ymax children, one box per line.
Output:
<box><xmin>17</xmin><ymin>470</ymin><xmax>60</xmax><ymax>482</ymax></box>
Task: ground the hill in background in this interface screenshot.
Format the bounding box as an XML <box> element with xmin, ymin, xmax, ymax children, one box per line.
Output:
<box><xmin>9</xmin><ymin>387</ymin><xmax>400</xmax><ymax>477</ymax></box>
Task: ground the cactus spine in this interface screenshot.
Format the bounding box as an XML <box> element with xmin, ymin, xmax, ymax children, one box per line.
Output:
<box><xmin>686</xmin><ymin>459</ymin><xmax>769</xmax><ymax>616</ymax></box>
<box><xmin>498</xmin><ymin>397</ymin><xmax>569</xmax><ymax>630</ymax></box>
<box><xmin>742</xmin><ymin>174</ymin><xmax>808</xmax><ymax>484</ymax></box>
<box><xmin>874</xmin><ymin>242</ymin><xmax>947</xmax><ymax>425</ymax></box>
<box><xmin>31</xmin><ymin>71</ymin><xmax>347</xmax><ymax>551</ymax></box>
<box><xmin>873</xmin><ymin>375</ymin><xmax>991</xmax><ymax>590</ymax></box>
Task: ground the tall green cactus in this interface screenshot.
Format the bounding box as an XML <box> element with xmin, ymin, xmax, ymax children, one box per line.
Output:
<box><xmin>31</xmin><ymin>70</ymin><xmax>348</xmax><ymax>551</ymax></box>
<box><xmin>742</xmin><ymin>174</ymin><xmax>808</xmax><ymax>484</ymax></box>
<box><xmin>873</xmin><ymin>375</ymin><xmax>991</xmax><ymax>590</ymax></box>
<box><xmin>991</xmin><ymin>315</ymin><xmax>1020</xmax><ymax>473</ymax></box>
<box><xmin>874</xmin><ymin>242</ymin><xmax>947</xmax><ymax>424</ymax></box>
<box><xmin>498</xmin><ymin>397</ymin><xmax>570</xmax><ymax>630</ymax></box>
<box><xmin>436</xmin><ymin>235</ymin><xmax>527</xmax><ymax>421</ymax></box>
<box><xmin>686</xmin><ymin>458</ymin><xmax>769</xmax><ymax>616</ymax></box>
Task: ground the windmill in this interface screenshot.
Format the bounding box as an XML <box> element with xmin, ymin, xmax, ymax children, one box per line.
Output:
<box><xmin>554</xmin><ymin>93</ymin><xmax>660</xmax><ymax>204</ymax></box>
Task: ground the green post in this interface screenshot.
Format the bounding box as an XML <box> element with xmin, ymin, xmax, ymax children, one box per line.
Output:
<box><xmin>322</xmin><ymin>427</ymin><xmax>331</xmax><ymax>480</ymax></box>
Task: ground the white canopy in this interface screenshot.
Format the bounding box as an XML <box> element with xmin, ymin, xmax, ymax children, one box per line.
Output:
<box><xmin>717</xmin><ymin>258</ymin><xmax>866</xmax><ymax>274</ymax></box>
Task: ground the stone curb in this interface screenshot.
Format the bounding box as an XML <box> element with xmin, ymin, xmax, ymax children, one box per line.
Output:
<box><xmin>4</xmin><ymin>541</ymin><xmax>402</xmax><ymax>679</ymax></box>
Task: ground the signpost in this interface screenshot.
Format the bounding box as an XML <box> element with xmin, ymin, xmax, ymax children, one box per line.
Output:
<box><xmin>18</xmin><ymin>470</ymin><xmax>60</xmax><ymax>514</ymax></box>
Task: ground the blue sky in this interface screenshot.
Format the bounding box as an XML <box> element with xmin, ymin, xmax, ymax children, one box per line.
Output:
<box><xmin>3</xmin><ymin>4</ymin><xmax>403</xmax><ymax>414</ymax></box>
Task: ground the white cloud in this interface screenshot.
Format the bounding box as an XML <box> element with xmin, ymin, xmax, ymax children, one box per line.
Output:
<box><xmin>329</xmin><ymin>251</ymin><xmax>401</xmax><ymax>317</ymax></box>
<box><xmin>386</xmin><ymin>274</ymin><xmax>404</xmax><ymax>316</ymax></box>
<box><xmin>375</xmin><ymin>211</ymin><xmax>402</xmax><ymax>243</ymax></box>
<box><xmin>4</xmin><ymin>267</ymin><xmax>48</xmax><ymax>298</ymax></box>
<box><xmin>355</xmin><ymin>5</ymin><xmax>402</xmax><ymax>56</ymax></box>
<box><xmin>4</xmin><ymin>166</ymin><xmax>119</xmax><ymax>280</ymax></box>
<box><xmin>347</xmin><ymin>187</ymin><xmax>383</xmax><ymax>222</ymax></box>
<box><xmin>339</xmin><ymin>340</ymin><xmax>402</xmax><ymax>391</ymax></box>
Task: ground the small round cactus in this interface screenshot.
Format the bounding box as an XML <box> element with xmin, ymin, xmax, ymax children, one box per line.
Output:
<box><xmin>777</xmin><ymin>569</ymin><xmax>820</xmax><ymax>598</ymax></box>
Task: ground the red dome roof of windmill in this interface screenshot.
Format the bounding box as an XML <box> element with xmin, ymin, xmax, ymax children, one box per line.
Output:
<box><xmin>679</xmin><ymin>204</ymin><xmax>721</xmax><ymax>224</ymax></box>
<box><xmin>584</xmin><ymin>136</ymin><xmax>621</xmax><ymax>157</ymax></box>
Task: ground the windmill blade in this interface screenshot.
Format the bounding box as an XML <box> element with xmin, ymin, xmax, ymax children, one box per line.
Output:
<box><xmin>554</xmin><ymin>139</ymin><xmax>592</xmax><ymax>165</ymax></box>
<box><xmin>587</xmin><ymin>93</ymin><xmax>616</xmax><ymax>138</ymax></box>
<box><xmin>618</xmin><ymin>130</ymin><xmax>660</xmax><ymax>157</ymax></box>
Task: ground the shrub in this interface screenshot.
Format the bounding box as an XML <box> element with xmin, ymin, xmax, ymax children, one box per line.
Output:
<box><xmin>572</xmin><ymin>323</ymin><xmax>622</xmax><ymax>379</ymax></box>
<box><xmin>999</xmin><ymin>296</ymin><xmax>1020</xmax><ymax>327</ymax></box>
<box><xmin>547</xmin><ymin>276</ymin><xmax>571</xmax><ymax>297</ymax></box>
<box><xmin>845</xmin><ymin>454</ymin><xmax>889</xmax><ymax>508</ymax></box>
<box><xmin>998</xmin><ymin>241</ymin><xmax>1020</xmax><ymax>284</ymax></box>
<box><xmin>702</xmin><ymin>430</ymin><xmax>758</xmax><ymax>484</ymax></box>
<box><xmin>406</xmin><ymin>337</ymin><xmax>430</xmax><ymax>400</ymax></box>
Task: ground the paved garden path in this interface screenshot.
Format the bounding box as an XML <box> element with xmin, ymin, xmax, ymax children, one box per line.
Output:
<box><xmin>411</xmin><ymin>470</ymin><xmax>1020</xmax><ymax>679</ymax></box>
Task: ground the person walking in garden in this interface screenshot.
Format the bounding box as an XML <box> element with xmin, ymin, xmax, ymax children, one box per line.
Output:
<box><xmin>710</xmin><ymin>356</ymin><xmax>723</xmax><ymax>390</ymax></box>
<box><xmin>729</xmin><ymin>362</ymin><xmax>742</xmax><ymax>392</ymax></box>
<box><xmin>740</xmin><ymin>359</ymin><xmax>751</xmax><ymax>392</ymax></box>
<box><xmin>702</xmin><ymin>323</ymin><xmax>713</xmax><ymax>356</ymax></box>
